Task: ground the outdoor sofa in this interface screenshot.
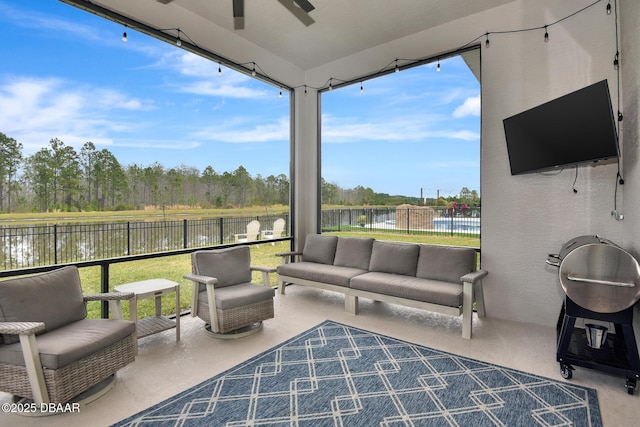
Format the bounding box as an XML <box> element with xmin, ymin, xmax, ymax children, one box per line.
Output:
<box><xmin>276</xmin><ymin>234</ymin><xmax>487</xmax><ymax>339</ymax></box>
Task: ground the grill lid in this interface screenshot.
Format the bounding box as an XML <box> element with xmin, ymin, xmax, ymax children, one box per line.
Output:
<box><xmin>558</xmin><ymin>236</ymin><xmax>640</xmax><ymax>313</ymax></box>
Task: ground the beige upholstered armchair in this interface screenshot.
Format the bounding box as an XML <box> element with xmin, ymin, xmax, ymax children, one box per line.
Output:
<box><xmin>184</xmin><ymin>246</ymin><xmax>275</xmax><ymax>338</ymax></box>
<box><xmin>0</xmin><ymin>266</ymin><xmax>136</xmax><ymax>407</ymax></box>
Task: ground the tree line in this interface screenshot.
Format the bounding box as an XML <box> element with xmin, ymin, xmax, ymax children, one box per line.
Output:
<box><xmin>0</xmin><ymin>132</ymin><xmax>479</xmax><ymax>213</ymax></box>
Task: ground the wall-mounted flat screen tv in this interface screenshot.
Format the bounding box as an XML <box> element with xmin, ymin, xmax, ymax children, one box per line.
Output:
<box><xmin>503</xmin><ymin>80</ymin><xmax>619</xmax><ymax>175</ymax></box>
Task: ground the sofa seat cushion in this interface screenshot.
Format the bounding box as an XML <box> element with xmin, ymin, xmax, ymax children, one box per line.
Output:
<box><xmin>0</xmin><ymin>319</ymin><xmax>135</xmax><ymax>370</ymax></box>
<box><xmin>278</xmin><ymin>262</ymin><xmax>367</xmax><ymax>287</ymax></box>
<box><xmin>199</xmin><ymin>283</ymin><xmax>275</xmax><ymax>310</ymax></box>
<box><xmin>350</xmin><ymin>272</ymin><xmax>463</xmax><ymax>308</ymax></box>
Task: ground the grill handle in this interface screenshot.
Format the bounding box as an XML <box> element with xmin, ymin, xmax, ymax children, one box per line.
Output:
<box><xmin>545</xmin><ymin>254</ymin><xmax>560</xmax><ymax>268</ymax></box>
<box><xmin>566</xmin><ymin>275</ymin><xmax>636</xmax><ymax>288</ymax></box>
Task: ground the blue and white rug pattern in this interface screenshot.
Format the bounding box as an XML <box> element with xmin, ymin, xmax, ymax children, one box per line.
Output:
<box><xmin>114</xmin><ymin>320</ymin><xmax>602</xmax><ymax>426</ymax></box>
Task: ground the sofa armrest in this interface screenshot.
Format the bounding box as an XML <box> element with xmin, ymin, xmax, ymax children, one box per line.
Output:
<box><xmin>0</xmin><ymin>321</ymin><xmax>46</xmax><ymax>336</ymax></box>
<box><xmin>460</xmin><ymin>269</ymin><xmax>488</xmax><ymax>284</ymax></box>
<box><xmin>275</xmin><ymin>251</ymin><xmax>302</xmax><ymax>258</ymax></box>
<box><xmin>275</xmin><ymin>251</ymin><xmax>302</xmax><ymax>265</ymax></box>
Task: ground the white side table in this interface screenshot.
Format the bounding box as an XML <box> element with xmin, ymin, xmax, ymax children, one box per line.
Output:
<box><xmin>114</xmin><ymin>279</ymin><xmax>180</xmax><ymax>341</ymax></box>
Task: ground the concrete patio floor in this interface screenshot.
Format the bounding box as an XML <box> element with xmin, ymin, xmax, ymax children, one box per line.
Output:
<box><xmin>2</xmin><ymin>284</ymin><xmax>638</xmax><ymax>426</ymax></box>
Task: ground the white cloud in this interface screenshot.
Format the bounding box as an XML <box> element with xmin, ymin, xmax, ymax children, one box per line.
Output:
<box><xmin>157</xmin><ymin>51</ymin><xmax>271</xmax><ymax>99</ymax></box>
<box><xmin>0</xmin><ymin>3</ymin><xmax>100</xmax><ymax>41</ymax></box>
<box><xmin>192</xmin><ymin>117</ymin><xmax>289</xmax><ymax>143</ymax></box>
<box><xmin>321</xmin><ymin>113</ymin><xmax>478</xmax><ymax>143</ymax></box>
<box><xmin>0</xmin><ymin>76</ymin><xmax>154</xmax><ymax>153</ymax></box>
<box><xmin>453</xmin><ymin>96</ymin><xmax>481</xmax><ymax>118</ymax></box>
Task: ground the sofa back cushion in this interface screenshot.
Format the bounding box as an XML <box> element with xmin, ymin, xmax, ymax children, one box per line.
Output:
<box><xmin>302</xmin><ymin>234</ymin><xmax>338</xmax><ymax>265</ymax></box>
<box><xmin>192</xmin><ymin>246</ymin><xmax>251</xmax><ymax>289</ymax></box>
<box><xmin>0</xmin><ymin>266</ymin><xmax>87</xmax><ymax>344</ymax></box>
<box><xmin>334</xmin><ymin>237</ymin><xmax>374</xmax><ymax>269</ymax></box>
<box><xmin>369</xmin><ymin>241</ymin><xmax>420</xmax><ymax>276</ymax></box>
<box><xmin>416</xmin><ymin>245</ymin><xmax>476</xmax><ymax>283</ymax></box>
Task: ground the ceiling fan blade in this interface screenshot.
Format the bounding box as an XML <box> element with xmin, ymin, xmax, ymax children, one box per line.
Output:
<box><xmin>233</xmin><ymin>0</ymin><xmax>245</xmax><ymax>30</ymax></box>
<box><xmin>276</xmin><ymin>0</ymin><xmax>315</xmax><ymax>26</ymax></box>
<box><xmin>292</xmin><ymin>0</ymin><xmax>315</xmax><ymax>13</ymax></box>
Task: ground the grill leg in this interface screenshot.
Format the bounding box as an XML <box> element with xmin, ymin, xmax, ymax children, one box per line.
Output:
<box><xmin>557</xmin><ymin>313</ymin><xmax>576</xmax><ymax>363</ymax></box>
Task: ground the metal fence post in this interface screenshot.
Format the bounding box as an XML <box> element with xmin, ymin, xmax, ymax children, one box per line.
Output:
<box><xmin>219</xmin><ymin>217</ymin><xmax>224</xmax><ymax>244</ymax></box>
<box><xmin>406</xmin><ymin>208</ymin><xmax>410</xmax><ymax>234</ymax></box>
<box><xmin>53</xmin><ymin>224</ymin><xmax>58</xmax><ymax>264</ymax></box>
<box><xmin>100</xmin><ymin>262</ymin><xmax>110</xmax><ymax>319</ymax></box>
<box><xmin>183</xmin><ymin>219</ymin><xmax>188</xmax><ymax>249</ymax></box>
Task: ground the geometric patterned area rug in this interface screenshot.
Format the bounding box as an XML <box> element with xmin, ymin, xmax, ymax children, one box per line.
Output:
<box><xmin>113</xmin><ymin>320</ymin><xmax>602</xmax><ymax>426</ymax></box>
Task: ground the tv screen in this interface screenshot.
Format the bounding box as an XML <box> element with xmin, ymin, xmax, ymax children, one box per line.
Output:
<box><xmin>503</xmin><ymin>80</ymin><xmax>619</xmax><ymax>175</ymax></box>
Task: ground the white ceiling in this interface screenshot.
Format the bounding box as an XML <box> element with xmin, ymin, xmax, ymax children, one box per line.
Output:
<box><xmin>68</xmin><ymin>0</ymin><xmax>514</xmax><ymax>73</ymax></box>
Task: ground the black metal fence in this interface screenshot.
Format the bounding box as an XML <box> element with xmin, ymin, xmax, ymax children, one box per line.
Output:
<box><xmin>321</xmin><ymin>206</ymin><xmax>480</xmax><ymax>236</ymax></box>
<box><xmin>1</xmin><ymin>214</ymin><xmax>288</xmax><ymax>270</ymax></box>
<box><xmin>1</xmin><ymin>206</ymin><xmax>481</xmax><ymax>271</ymax></box>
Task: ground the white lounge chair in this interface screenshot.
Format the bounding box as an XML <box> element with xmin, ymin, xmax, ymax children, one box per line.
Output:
<box><xmin>261</xmin><ymin>218</ymin><xmax>285</xmax><ymax>243</ymax></box>
<box><xmin>234</xmin><ymin>220</ymin><xmax>260</xmax><ymax>243</ymax></box>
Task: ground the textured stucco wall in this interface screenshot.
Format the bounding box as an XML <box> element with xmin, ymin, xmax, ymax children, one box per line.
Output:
<box><xmin>300</xmin><ymin>0</ymin><xmax>638</xmax><ymax>327</ymax></box>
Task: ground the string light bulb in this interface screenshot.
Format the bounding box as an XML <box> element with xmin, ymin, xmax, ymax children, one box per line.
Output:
<box><xmin>360</xmin><ymin>82</ymin><xmax>363</xmax><ymax>93</ymax></box>
<box><xmin>485</xmin><ymin>33</ymin><xmax>490</xmax><ymax>49</ymax></box>
<box><xmin>279</xmin><ymin>88</ymin><xmax>283</xmax><ymax>98</ymax></box>
<box><xmin>394</xmin><ymin>60</ymin><xmax>399</xmax><ymax>73</ymax></box>
<box><xmin>122</xmin><ymin>29</ymin><xmax>127</xmax><ymax>42</ymax></box>
<box><xmin>218</xmin><ymin>64</ymin><xmax>222</xmax><ymax>76</ymax></box>
<box><xmin>436</xmin><ymin>60</ymin><xmax>440</xmax><ymax>72</ymax></box>
<box><xmin>304</xmin><ymin>85</ymin><xmax>307</xmax><ymax>95</ymax></box>
<box><xmin>329</xmin><ymin>78</ymin><xmax>333</xmax><ymax>90</ymax></box>
<box><xmin>544</xmin><ymin>26</ymin><xmax>549</xmax><ymax>42</ymax></box>
<box><xmin>613</xmin><ymin>51</ymin><xmax>619</xmax><ymax>70</ymax></box>
<box><xmin>606</xmin><ymin>1</ymin><xmax>612</xmax><ymax>15</ymax></box>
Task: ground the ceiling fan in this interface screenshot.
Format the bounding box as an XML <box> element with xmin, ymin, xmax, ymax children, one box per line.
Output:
<box><xmin>156</xmin><ymin>0</ymin><xmax>316</xmax><ymax>30</ymax></box>
<box><xmin>234</xmin><ymin>0</ymin><xmax>315</xmax><ymax>29</ymax></box>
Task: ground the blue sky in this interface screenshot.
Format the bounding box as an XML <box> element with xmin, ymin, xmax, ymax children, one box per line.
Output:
<box><xmin>1</xmin><ymin>0</ymin><xmax>480</xmax><ymax>199</ymax></box>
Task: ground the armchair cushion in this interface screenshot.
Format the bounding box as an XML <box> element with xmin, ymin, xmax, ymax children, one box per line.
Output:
<box><xmin>302</xmin><ymin>234</ymin><xmax>338</xmax><ymax>265</ymax></box>
<box><xmin>200</xmin><ymin>283</ymin><xmax>275</xmax><ymax>310</ymax></box>
<box><xmin>192</xmin><ymin>247</ymin><xmax>251</xmax><ymax>289</ymax></box>
<box><xmin>0</xmin><ymin>266</ymin><xmax>86</xmax><ymax>344</ymax></box>
<box><xmin>0</xmin><ymin>319</ymin><xmax>135</xmax><ymax>370</ymax></box>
